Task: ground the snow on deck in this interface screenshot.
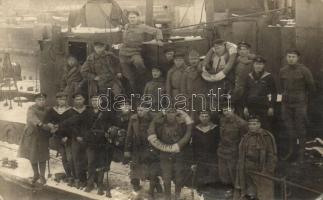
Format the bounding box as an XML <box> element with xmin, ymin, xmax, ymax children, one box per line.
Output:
<box><xmin>0</xmin><ymin>141</ymin><xmax>200</xmax><ymax>200</ymax></box>
<box><xmin>0</xmin><ymin>101</ymin><xmax>33</xmax><ymax>124</ymax></box>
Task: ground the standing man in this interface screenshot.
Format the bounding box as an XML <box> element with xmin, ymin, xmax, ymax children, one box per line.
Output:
<box><xmin>181</xmin><ymin>50</ymin><xmax>208</xmax><ymax>119</ymax></box>
<box><xmin>59</xmin><ymin>93</ymin><xmax>91</xmax><ymax>189</ymax></box>
<box><xmin>166</xmin><ymin>51</ymin><xmax>187</xmax><ymax>102</ymax></box>
<box><xmin>233</xmin><ymin>42</ymin><xmax>255</xmax><ymax>116</ymax></box>
<box><xmin>124</xmin><ymin>105</ymin><xmax>162</xmax><ymax>198</ymax></box>
<box><xmin>201</xmin><ymin>39</ymin><xmax>237</xmax><ymax>94</ymax></box>
<box><xmin>147</xmin><ymin>109</ymin><xmax>193</xmax><ymax>200</ymax></box>
<box><xmin>243</xmin><ymin>56</ymin><xmax>277</xmax><ymax>131</ymax></box>
<box><xmin>279</xmin><ymin>49</ymin><xmax>315</xmax><ymax>163</ymax></box>
<box><xmin>218</xmin><ymin>106</ymin><xmax>248</xmax><ymax>192</ymax></box>
<box><xmin>18</xmin><ymin>93</ymin><xmax>53</xmax><ymax>185</ymax></box>
<box><xmin>81</xmin><ymin>41</ymin><xmax>122</xmax><ymax>98</ymax></box>
<box><xmin>61</xmin><ymin>56</ymin><xmax>83</xmax><ymax>105</ymax></box>
<box><xmin>163</xmin><ymin>47</ymin><xmax>175</xmax><ymax>73</ymax></box>
<box><xmin>119</xmin><ymin>11</ymin><xmax>163</xmax><ymax>93</ymax></box>
<box><xmin>44</xmin><ymin>92</ymin><xmax>75</xmax><ymax>186</ymax></box>
<box><xmin>234</xmin><ymin>116</ymin><xmax>277</xmax><ymax>200</ymax></box>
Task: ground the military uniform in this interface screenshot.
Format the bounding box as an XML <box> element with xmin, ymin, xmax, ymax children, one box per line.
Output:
<box><xmin>147</xmin><ymin>111</ymin><xmax>193</xmax><ymax>200</ymax></box>
<box><xmin>202</xmin><ymin>41</ymin><xmax>237</xmax><ymax>94</ymax></box>
<box><xmin>59</xmin><ymin>106</ymin><xmax>92</xmax><ymax>187</ymax></box>
<box><xmin>217</xmin><ymin>113</ymin><xmax>248</xmax><ymax>186</ymax></box>
<box><xmin>166</xmin><ymin>62</ymin><xmax>187</xmax><ymax>101</ymax></box>
<box><xmin>234</xmin><ymin>128</ymin><xmax>277</xmax><ymax>200</ymax></box>
<box><xmin>192</xmin><ymin>123</ymin><xmax>220</xmax><ymax>187</ymax></box>
<box><xmin>60</xmin><ymin>64</ymin><xmax>82</xmax><ymax>104</ymax></box>
<box><xmin>44</xmin><ymin>106</ymin><xmax>75</xmax><ymax>180</ymax></box>
<box><xmin>81</xmin><ymin>50</ymin><xmax>122</xmax><ymax>96</ymax></box>
<box><xmin>18</xmin><ymin>100</ymin><xmax>51</xmax><ymax>184</ymax></box>
<box><xmin>233</xmin><ymin>55</ymin><xmax>254</xmax><ymax>116</ymax></box>
<box><xmin>119</xmin><ymin>23</ymin><xmax>163</xmax><ymax>93</ymax></box>
<box><xmin>143</xmin><ymin>77</ymin><xmax>166</xmax><ymax>110</ymax></box>
<box><xmin>125</xmin><ymin>113</ymin><xmax>161</xmax><ymax>194</ymax></box>
<box><xmin>279</xmin><ymin>63</ymin><xmax>315</xmax><ymax>162</ymax></box>
<box><xmin>244</xmin><ymin>70</ymin><xmax>277</xmax><ymax>130</ymax></box>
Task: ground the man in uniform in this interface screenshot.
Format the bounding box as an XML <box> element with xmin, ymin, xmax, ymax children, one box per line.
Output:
<box><xmin>218</xmin><ymin>106</ymin><xmax>248</xmax><ymax>192</ymax></box>
<box><xmin>163</xmin><ymin>47</ymin><xmax>175</xmax><ymax>73</ymax></box>
<box><xmin>166</xmin><ymin>51</ymin><xmax>187</xmax><ymax>103</ymax></box>
<box><xmin>61</xmin><ymin>56</ymin><xmax>83</xmax><ymax>105</ymax></box>
<box><xmin>234</xmin><ymin>116</ymin><xmax>277</xmax><ymax>200</ymax></box>
<box><xmin>124</xmin><ymin>105</ymin><xmax>162</xmax><ymax>198</ymax></box>
<box><xmin>201</xmin><ymin>39</ymin><xmax>237</xmax><ymax>94</ymax></box>
<box><xmin>44</xmin><ymin>92</ymin><xmax>75</xmax><ymax>185</ymax></box>
<box><xmin>81</xmin><ymin>41</ymin><xmax>122</xmax><ymax>98</ymax></box>
<box><xmin>181</xmin><ymin>50</ymin><xmax>208</xmax><ymax>119</ymax></box>
<box><xmin>59</xmin><ymin>93</ymin><xmax>92</xmax><ymax>189</ymax></box>
<box><xmin>143</xmin><ymin>66</ymin><xmax>166</xmax><ymax>111</ymax></box>
<box><xmin>147</xmin><ymin>109</ymin><xmax>193</xmax><ymax>200</ymax></box>
<box><xmin>279</xmin><ymin>49</ymin><xmax>315</xmax><ymax>163</ymax></box>
<box><xmin>243</xmin><ymin>56</ymin><xmax>277</xmax><ymax>131</ymax></box>
<box><xmin>119</xmin><ymin>11</ymin><xmax>163</xmax><ymax>93</ymax></box>
<box><xmin>233</xmin><ymin>42</ymin><xmax>255</xmax><ymax>117</ymax></box>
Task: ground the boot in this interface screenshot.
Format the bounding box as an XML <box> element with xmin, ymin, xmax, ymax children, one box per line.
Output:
<box><xmin>106</xmin><ymin>172</ymin><xmax>112</xmax><ymax>198</ymax></box>
<box><xmin>40</xmin><ymin>176</ymin><xmax>47</xmax><ymax>185</ymax></box>
<box><xmin>31</xmin><ymin>175</ymin><xmax>40</xmax><ymax>185</ymax></box>
<box><xmin>74</xmin><ymin>179</ymin><xmax>81</xmax><ymax>189</ymax></box>
<box><xmin>106</xmin><ymin>189</ymin><xmax>112</xmax><ymax>198</ymax></box>
<box><xmin>84</xmin><ymin>184</ymin><xmax>94</xmax><ymax>193</ymax></box>
<box><xmin>97</xmin><ymin>169</ymin><xmax>105</xmax><ymax>196</ymax></box>
<box><xmin>67</xmin><ymin>177</ymin><xmax>74</xmax><ymax>187</ymax></box>
<box><xmin>155</xmin><ymin>179</ymin><xmax>163</xmax><ymax>193</ymax></box>
<box><xmin>31</xmin><ymin>162</ymin><xmax>40</xmax><ymax>185</ymax></box>
<box><xmin>131</xmin><ymin>178</ymin><xmax>141</xmax><ymax>192</ymax></box>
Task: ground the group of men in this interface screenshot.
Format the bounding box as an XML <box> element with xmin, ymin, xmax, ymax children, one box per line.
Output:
<box><xmin>18</xmin><ymin>10</ymin><xmax>316</xmax><ymax>200</ymax></box>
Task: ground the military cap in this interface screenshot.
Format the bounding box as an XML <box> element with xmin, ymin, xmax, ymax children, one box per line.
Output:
<box><xmin>238</xmin><ymin>41</ymin><xmax>251</xmax><ymax>49</ymax></box>
<box><xmin>253</xmin><ymin>55</ymin><xmax>266</xmax><ymax>63</ymax></box>
<box><xmin>127</xmin><ymin>10</ymin><xmax>140</xmax><ymax>17</ymax></box>
<box><xmin>198</xmin><ymin>110</ymin><xmax>211</xmax><ymax>115</ymax></box>
<box><xmin>93</xmin><ymin>41</ymin><xmax>105</xmax><ymax>47</ymax></box>
<box><xmin>34</xmin><ymin>93</ymin><xmax>47</xmax><ymax>100</ymax></box>
<box><xmin>164</xmin><ymin>47</ymin><xmax>175</xmax><ymax>54</ymax></box>
<box><xmin>72</xmin><ymin>92</ymin><xmax>86</xmax><ymax>99</ymax></box>
<box><xmin>248</xmin><ymin>115</ymin><xmax>261</xmax><ymax>122</ymax></box>
<box><xmin>174</xmin><ymin>51</ymin><xmax>186</xmax><ymax>58</ymax></box>
<box><xmin>213</xmin><ymin>39</ymin><xmax>225</xmax><ymax>46</ymax></box>
<box><xmin>56</xmin><ymin>91</ymin><xmax>68</xmax><ymax>98</ymax></box>
<box><xmin>188</xmin><ymin>50</ymin><xmax>200</xmax><ymax>59</ymax></box>
<box><xmin>286</xmin><ymin>49</ymin><xmax>300</xmax><ymax>56</ymax></box>
<box><xmin>90</xmin><ymin>95</ymin><xmax>99</xmax><ymax>99</ymax></box>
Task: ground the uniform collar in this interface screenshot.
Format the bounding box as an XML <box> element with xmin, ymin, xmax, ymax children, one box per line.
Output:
<box><xmin>73</xmin><ymin>106</ymin><xmax>87</xmax><ymax>114</ymax></box>
<box><xmin>196</xmin><ymin>123</ymin><xmax>217</xmax><ymax>133</ymax></box>
<box><xmin>53</xmin><ymin>106</ymin><xmax>71</xmax><ymax>115</ymax></box>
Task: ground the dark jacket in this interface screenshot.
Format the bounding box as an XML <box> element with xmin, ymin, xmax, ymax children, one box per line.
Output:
<box><xmin>244</xmin><ymin>71</ymin><xmax>277</xmax><ymax>108</ymax></box>
<box><xmin>81</xmin><ymin>51</ymin><xmax>122</xmax><ymax>95</ymax></box>
<box><xmin>61</xmin><ymin>64</ymin><xmax>82</xmax><ymax>96</ymax></box>
<box><xmin>279</xmin><ymin>63</ymin><xmax>315</xmax><ymax>105</ymax></box>
<box><xmin>18</xmin><ymin>105</ymin><xmax>51</xmax><ymax>163</ymax></box>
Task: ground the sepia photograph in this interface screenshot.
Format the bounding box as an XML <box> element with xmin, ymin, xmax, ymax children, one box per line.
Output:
<box><xmin>0</xmin><ymin>0</ymin><xmax>322</xmax><ymax>199</ymax></box>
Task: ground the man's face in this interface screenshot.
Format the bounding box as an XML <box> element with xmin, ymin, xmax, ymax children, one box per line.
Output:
<box><xmin>253</xmin><ymin>62</ymin><xmax>265</xmax><ymax>73</ymax></box>
<box><xmin>286</xmin><ymin>53</ymin><xmax>299</xmax><ymax>65</ymax></box>
<box><xmin>128</xmin><ymin>13</ymin><xmax>138</xmax><ymax>25</ymax></box>
<box><xmin>57</xmin><ymin>97</ymin><xmax>67</xmax><ymax>107</ymax></box>
<box><xmin>248</xmin><ymin>121</ymin><xmax>261</xmax><ymax>132</ymax></box>
<box><xmin>199</xmin><ymin>113</ymin><xmax>210</xmax><ymax>125</ymax></box>
<box><xmin>165</xmin><ymin>51</ymin><xmax>175</xmax><ymax>61</ymax></box>
<box><xmin>174</xmin><ymin>58</ymin><xmax>184</xmax><ymax>68</ymax></box>
<box><xmin>137</xmin><ymin>107</ymin><xmax>148</xmax><ymax>117</ymax></box>
<box><xmin>238</xmin><ymin>47</ymin><xmax>250</xmax><ymax>57</ymax></box>
<box><xmin>91</xmin><ymin>97</ymin><xmax>99</xmax><ymax>109</ymax></box>
<box><xmin>35</xmin><ymin>97</ymin><xmax>46</xmax><ymax>108</ymax></box>
<box><xmin>94</xmin><ymin>45</ymin><xmax>105</xmax><ymax>54</ymax></box>
<box><xmin>67</xmin><ymin>57</ymin><xmax>77</xmax><ymax>66</ymax></box>
<box><xmin>120</xmin><ymin>104</ymin><xmax>131</xmax><ymax>115</ymax></box>
<box><xmin>74</xmin><ymin>96</ymin><xmax>85</xmax><ymax>107</ymax></box>
<box><xmin>189</xmin><ymin>57</ymin><xmax>199</xmax><ymax>67</ymax></box>
<box><xmin>166</xmin><ymin>112</ymin><xmax>178</xmax><ymax>122</ymax></box>
<box><xmin>152</xmin><ymin>69</ymin><xmax>162</xmax><ymax>79</ymax></box>
<box><xmin>214</xmin><ymin>44</ymin><xmax>226</xmax><ymax>56</ymax></box>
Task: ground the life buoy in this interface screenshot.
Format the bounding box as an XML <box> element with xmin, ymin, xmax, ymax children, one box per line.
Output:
<box><xmin>147</xmin><ymin>110</ymin><xmax>193</xmax><ymax>153</ymax></box>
